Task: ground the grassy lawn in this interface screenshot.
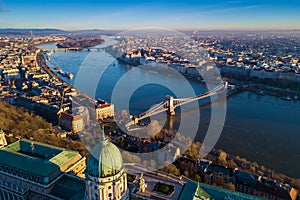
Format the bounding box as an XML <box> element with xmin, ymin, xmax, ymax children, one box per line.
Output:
<box><xmin>153</xmin><ymin>182</ymin><xmax>175</xmax><ymax>195</ymax></box>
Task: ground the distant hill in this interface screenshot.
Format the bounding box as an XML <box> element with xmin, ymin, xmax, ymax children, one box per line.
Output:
<box><xmin>71</xmin><ymin>29</ymin><xmax>122</xmax><ymax>35</ymax></box>
<box><xmin>1</xmin><ymin>28</ymin><xmax>300</xmax><ymax>36</ymax></box>
<box><xmin>73</xmin><ymin>29</ymin><xmax>105</xmax><ymax>34</ymax></box>
<box><xmin>0</xmin><ymin>28</ymin><xmax>122</xmax><ymax>36</ymax></box>
<box><xmin>0</xmin><ymin>28</ymin><xmax>66</xmax><ymax>35</ymax></box>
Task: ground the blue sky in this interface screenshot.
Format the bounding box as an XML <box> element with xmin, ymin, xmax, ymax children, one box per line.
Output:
<box><xmin>0</xmin><ymin>0</ymin><xmax>300</xmax><ymax>30</ymax></box>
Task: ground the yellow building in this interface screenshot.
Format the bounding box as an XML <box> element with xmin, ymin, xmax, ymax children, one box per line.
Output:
<box><xmin>96</xmin><ymin>102</ymin><xmax>114</xmax><ymax>120</ymax></box>
<box><xmin>0</xmin><ymin>129</ymin><xmax>7</xmax><ymax>148</ymax></box>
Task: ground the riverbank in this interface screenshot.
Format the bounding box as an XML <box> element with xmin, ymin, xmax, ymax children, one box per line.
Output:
<box><xmin>37</xmin><ymin>50</ymin><xmax>69</xmax><ymax>85</ymax></box>
<box><xmin>57</xmin><ymin>36</ymin><xmax>105</xmax><ymax>51</ymax></box>
<box><xmin>40</xmin><ymin>40</ymin><xmax>300</xmax><ymax>179</ymax></box>
<box><xmin>114</xmin><ymin>53</ymin><xmax>300</xmax><ymax>102</ymax></box>
<box><xmin>245</xmin><ymin>83</ymin><xmax>300</xmax><ymax>100</ymax></box>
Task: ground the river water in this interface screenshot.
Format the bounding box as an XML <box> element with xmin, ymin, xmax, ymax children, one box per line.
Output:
<box><xmin>38</xmin><ymin>41</ymin><xmax>300</xmax><ymax>178</ymax></box>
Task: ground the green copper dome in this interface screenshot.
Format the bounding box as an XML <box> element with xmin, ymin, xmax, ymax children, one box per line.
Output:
<box><xmin>87</xmin><ymin>138</ymin><xmax>123</xmax><ymax>178</ymax></box>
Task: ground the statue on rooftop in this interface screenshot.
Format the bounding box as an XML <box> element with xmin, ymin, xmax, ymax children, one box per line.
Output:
<box><xmin>138</xmin><ymin>173</ymin><xmax>147</xmax><ymax>193</ymax></box>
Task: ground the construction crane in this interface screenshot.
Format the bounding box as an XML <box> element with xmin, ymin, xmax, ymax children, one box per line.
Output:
<box><xmin>58</xmin><ymin>84</ymin><xmax>72</xmax><ymax>127</ymax></box>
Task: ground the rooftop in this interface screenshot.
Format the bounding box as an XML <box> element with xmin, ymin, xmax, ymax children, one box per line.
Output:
<box><xmin>51</xmin><ymin>175</ymin><xmax>86</xmax><ymax>200</ymax></box>
<box><xmin>96</xmin><ymin>103</ymin><xmax>112</xmax><ymax>109</ymax></box>
<box><xmin>87</xmin><ymin>138</ymin><xmax>123</xmax><ymax>178</ymax></box>
<box><xmin>204</xmin><ymin>183</ymin><xmax>263</xmax><ymax>199</ymax></box>
<box><xmin>179</xmin><ymin>180</ymin><xmax>211</xmax><ymax>200</ymax></box>
<box><xmin>0</xmin><ymin>139</ymin><xmax>81</xmax><ymax>179</ymax></box>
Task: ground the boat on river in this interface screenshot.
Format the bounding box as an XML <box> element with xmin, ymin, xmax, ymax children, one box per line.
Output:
<box><xmin>254</xmin><ymin>90</ymin><xmax>265</xmax><ymax>96</ymax></box>
<box><xmin>281</xmin><ymin>96</ymin><xmax>292</xmax><ymax>101</ymax></box>
<box><xmin>65</xmin><ymin>72</ymin><xmax>73</xmax><ymax>80</ymax></box>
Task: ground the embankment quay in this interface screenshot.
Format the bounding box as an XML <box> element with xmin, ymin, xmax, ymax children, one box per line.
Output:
<box><xmin>36</xmin><ymin>50</ymin><xmax>98</xmax><ymax>105</ymax></box>
<box><xmin>228</xmin><ymin>81</ymin><xmax>300</xmax><ymax>100</ymax></box>
<box><xmin>37</xmin><ymin>50</ymin><xmax>68</xmax><ymax>85</ymax></box>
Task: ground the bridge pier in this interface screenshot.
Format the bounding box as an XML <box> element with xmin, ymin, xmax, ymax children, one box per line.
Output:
<box><xmin>168</xmin><ymin>107</ymin><xmax>175</xmax><ymax>116</ymax></box>
<box><xmin>134</xmin><ymin>118</ymin><xmax>139</xmax><ymax>124</ymax></box>
<box><xmin>165</xmin><ymin>95</ymin><xmax>176</xmax><ymax>116</ymax></box>
<box><xmin>168</xmin><ymin>115</ymin><xmax>174</xmax><ymax>130</ymax></box>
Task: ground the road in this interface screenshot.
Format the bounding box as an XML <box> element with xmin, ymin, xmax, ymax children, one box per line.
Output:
<box><xmin>36</xmin><ymin>50</ymin><xmax>69</xmax><ymax>85</ymax></box>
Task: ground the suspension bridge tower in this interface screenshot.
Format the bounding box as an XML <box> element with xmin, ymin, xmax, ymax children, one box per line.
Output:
<box><xmin>165</xmin><ymin>95</ymin><xmax>176</xmax><ymax>116</ymax></box>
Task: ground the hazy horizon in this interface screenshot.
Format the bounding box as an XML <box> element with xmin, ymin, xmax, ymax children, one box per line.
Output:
<box><xmin>1</xmin><ymin>0</ymin><xmax>300</xmax><ymax>31</ymax></box>
<box><xmin>1</xmin><ymin>27</ymin><xmax>300</xmax><ymax>32</ymax></box>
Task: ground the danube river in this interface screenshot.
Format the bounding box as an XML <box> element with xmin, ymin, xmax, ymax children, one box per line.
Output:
<box><xmin>38</xmin><ymin>42</ymin><xmax>300</xmax><ymax>178</ymax></box>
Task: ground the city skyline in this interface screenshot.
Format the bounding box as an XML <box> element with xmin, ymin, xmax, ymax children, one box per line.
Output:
<box><xmin>0</xmin><ymin>0</ymin><xmax>300</xmax><ymax>30</ymax></box>
<box><xmin>0</xmin><ymin>9</ymin><xmax>300</xmax><ymax>199</ymax></box>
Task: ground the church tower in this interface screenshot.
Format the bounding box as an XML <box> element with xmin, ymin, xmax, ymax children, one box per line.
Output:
<box><xmin>85</xmin><ymin>137</ymin><xmax>129</xmax><ymax>200</ymax></box>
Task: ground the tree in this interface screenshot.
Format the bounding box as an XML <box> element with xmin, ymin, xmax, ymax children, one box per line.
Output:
<box><xmin>260</xmin><ymin>165</ymin><xmax>266</xmax><ymax>173</ymax></box>
<box><xmin>185</xmin><ymin>142</ymin><xmax>201</xmax><ymax>160</ymax></box>
<box><xmin>225</xmin><ymin>183</ymin><xmax>236</xmax><ymax>191</ymax></box>
<box><xmin>137</xmin><ymin>120</ymin><xmax>162</xmax><ymax>138</ymax></box>
<box><xmin>291</xmin><ymin>179</ymin><xmax>300</xmax><ymax>190</ymax></box>
<box><xmin>218</xmin><ymin>151</ymin><xmax>227</xmax><ymax>165</ymax></box>
<box><xmin>122</xmin><ymin>151</ymin><xmax>141</xmax><ymax>164</ymax></box>
<box><xmin>147</xmin><ymin>120</ymin><xmax>161</xmax><ymax>137</ymax></box>
<box><xmin>149</xmin><ymin>159</ymin><xmax>157</xmax><ymax>169</ymax></box>
<box><xmin>183</xmin><ymin>170</ymin><xmax>189</xmax><ymax>177</ymax></box>
<box><xmin>121</xmin><ymin>110</ymin><xmax>128</xmax><ymax>120</ymax></box>
<box><xmin>227</xmin><ymin>159</ymin><xmax>238</xmax><ymax>169</ymax></box>
<box><xmin>161</xmin><ymin>164</ymin><xmax>180</xmax><ymax>176</ymax></box>
<box><xmin>249</xmin><ymin>165</ymin><xmax>256</xmax><ymax>172</ymax></box>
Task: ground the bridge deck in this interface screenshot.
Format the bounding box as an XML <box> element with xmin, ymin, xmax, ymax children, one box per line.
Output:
<box><xmin>126</xmin><ymin>84</ymin><xmax>225</xmax><ymax>127</ymax></box>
